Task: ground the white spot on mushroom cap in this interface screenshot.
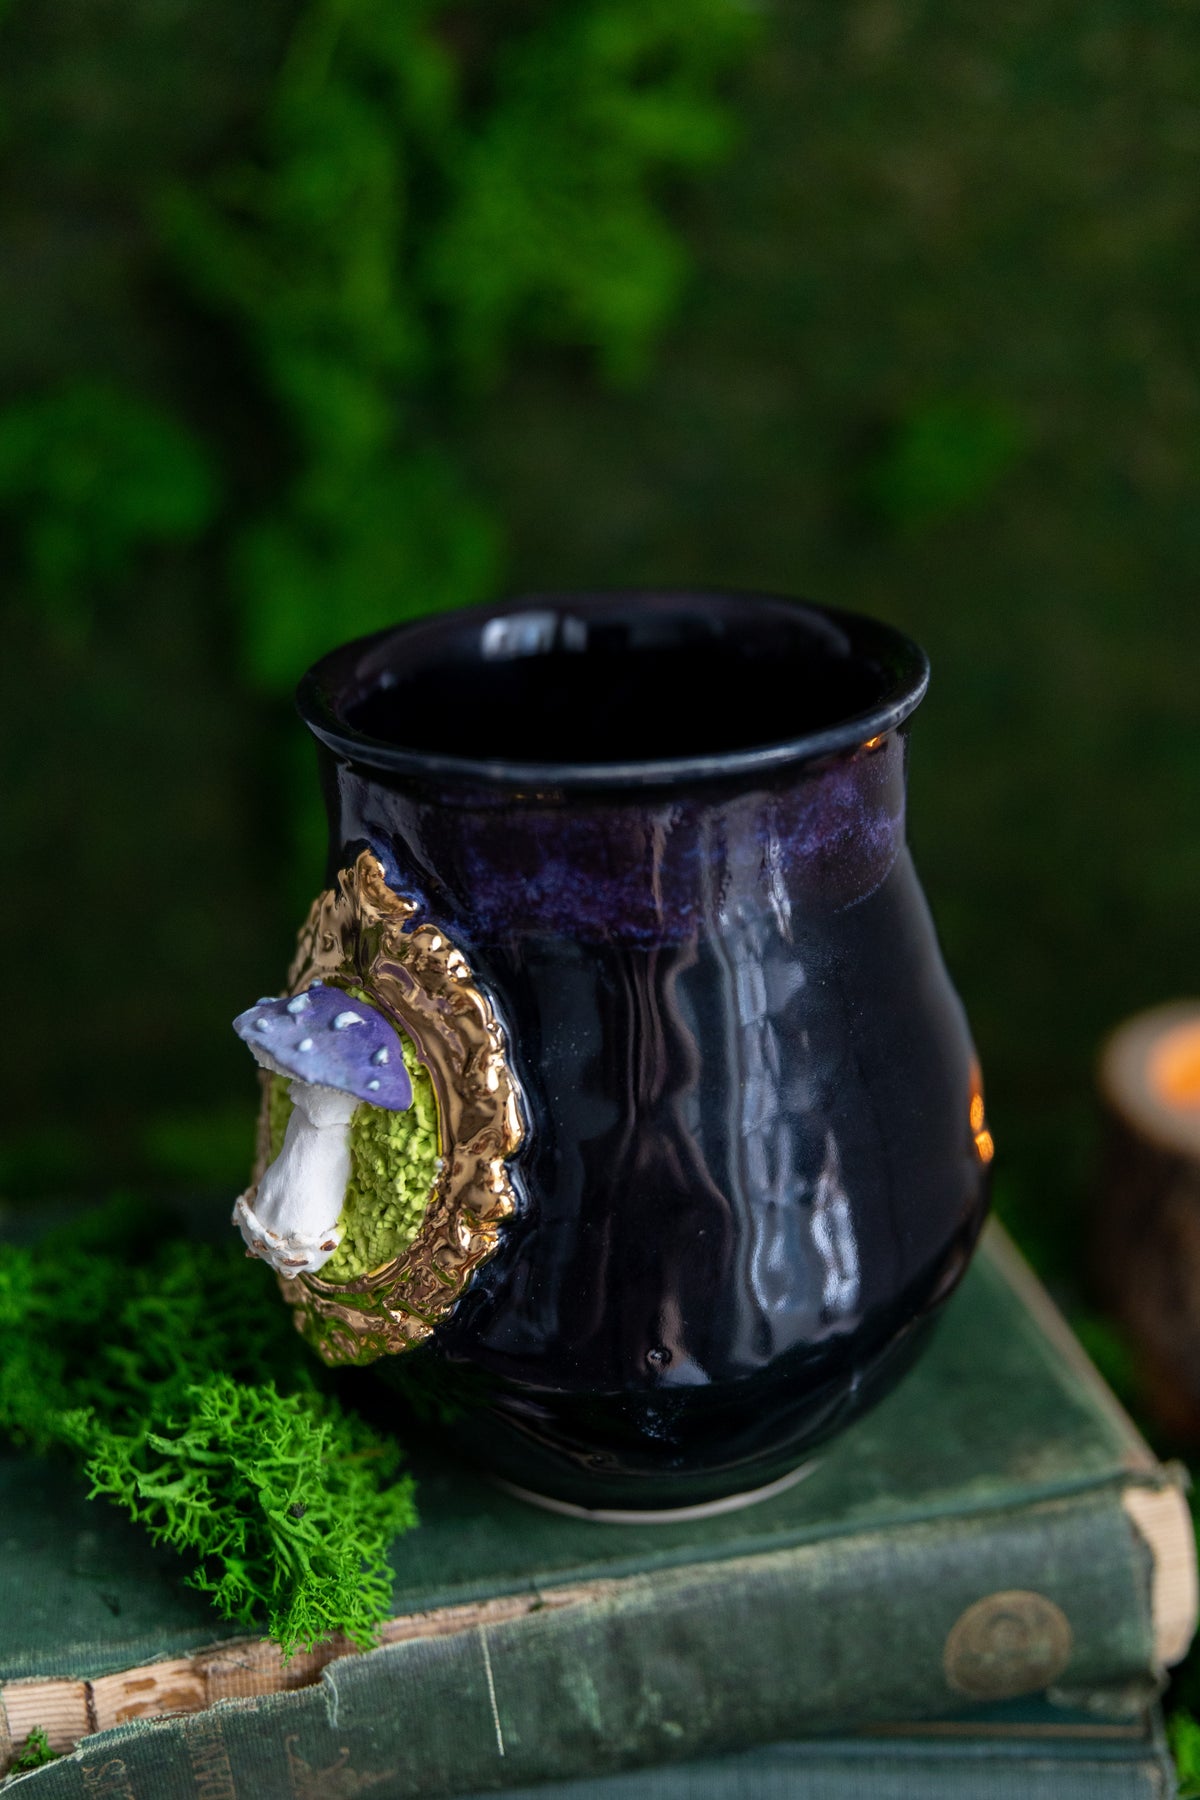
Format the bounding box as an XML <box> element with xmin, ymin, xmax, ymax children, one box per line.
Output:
<box><xmin>234</xmin><ymin>982</ymin><xmax>412</xmax><ymax>1113</ymax></box>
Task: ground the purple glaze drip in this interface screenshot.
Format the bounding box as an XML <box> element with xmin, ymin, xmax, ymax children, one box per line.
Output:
<box><xmin>330</xmin><ymin>737</ymin><xmax>906</xmax><ymax>947</ymax></box>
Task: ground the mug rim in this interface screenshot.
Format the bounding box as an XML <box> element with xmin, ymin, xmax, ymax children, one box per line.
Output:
<box><xmin>295</xmin><ymin>589</ymin><xmax>930</xmax><ymax>791</ymax></box>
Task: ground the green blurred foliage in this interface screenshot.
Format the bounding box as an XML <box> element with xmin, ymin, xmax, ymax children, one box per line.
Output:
<box><xmin>0</xmin><ymin>0</ymin><xmax>756</xmax><ymax>1188</ymax></box>
<box><xmin>0</xmin><ymin>383</ymin><xmax>217</xmax><ymax>641</ymax></box>
<box><xmin>425</xmin><ymin>2</ymin><xmax>750</xmax><ymax>385</ymax></box>
<box><xmin>1170</xmin><ymin>1712</ymin><xmax>1200</xmax><ymax>1799</ymax></box>
<box><xmin>866</xmin><ymin>397</ymin><xmax>1027</xmax><ymax>532</ymax></box>
<box><xmin>157</xmin><ymin>0</ymin><xmax>753</xmax><ymax>690</ymax></box>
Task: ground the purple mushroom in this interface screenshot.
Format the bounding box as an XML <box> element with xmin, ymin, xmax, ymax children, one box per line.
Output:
<box><xmin>231</xmin><ymin>982</ymin><xmax>413</xmax><ymax>1277</ymax></box>
<box><xmin>233</xmin><ymin>980</ymin><xmax>413</xmax><ymax>1111</ymax></box>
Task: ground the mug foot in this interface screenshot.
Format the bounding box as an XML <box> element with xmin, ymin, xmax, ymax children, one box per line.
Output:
<box><xmin>490</xmin><ymin>1458</ymin><xmax>820</xmax><ymax>1525</ymax></box>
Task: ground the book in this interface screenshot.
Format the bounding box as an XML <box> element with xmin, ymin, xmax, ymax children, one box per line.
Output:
<box><xmin>447</xmin><ymin>1698</ymin><xmax>1179</xmax><ymax>1800</ymax></box>
<box><xmin>0</xmin><ymin>1223</ymin><xmax>1194</xmax><ymax>1796</ymax></box>
<box><xmin>4</xmin><ymin>1698</ymin><xmax>1179</xmax><ymax>1798</ymax></box>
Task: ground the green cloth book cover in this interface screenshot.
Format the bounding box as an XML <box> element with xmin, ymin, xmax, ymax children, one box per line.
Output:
<box><xmin>0</xmin><ymin>1224</ymin><xmax>1193</xmax><ymax>1796</ymax></box>
<box><xmin>447</xmin><ymin>1700</ymin><xmax>1178</xmax><ymax>1800</ymax></box>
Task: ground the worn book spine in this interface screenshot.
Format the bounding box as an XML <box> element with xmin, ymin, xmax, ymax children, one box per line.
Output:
<box><xmin>0</xmin><ymin>1474</ymin><xmax>1189</xmax><ymax>1799</ymax></box>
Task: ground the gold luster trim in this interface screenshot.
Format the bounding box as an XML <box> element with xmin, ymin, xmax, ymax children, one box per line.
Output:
<box><xmin>246</xmin><ymin>850</ymin><xmax>525</xmax><ymax>1364</ymax></box>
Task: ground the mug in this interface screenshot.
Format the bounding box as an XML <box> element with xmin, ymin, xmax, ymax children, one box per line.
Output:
<box><xmin>233</xmin><ymin>590</ymin><xmax>992</xmax><ymax>1513</ymax></box>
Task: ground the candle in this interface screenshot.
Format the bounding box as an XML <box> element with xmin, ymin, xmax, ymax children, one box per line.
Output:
<box><xmin>1096</xmin><ymin>1002</ymin><xmax>1200</xmax><ymax>1439</ymax></box>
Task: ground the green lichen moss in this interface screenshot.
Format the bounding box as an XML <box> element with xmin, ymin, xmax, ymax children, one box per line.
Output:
<box><xmin>266</xmin><ymin>1068</ymin><xmax>292</xmax><ymax>1164</ymax></box>
<box><xmin>0</xmin><ymin>1199</ymin><xmax>419</xmax><ymax>1653</ymax></box>
<box><xmin>265</xmin><ymin>1033</ymin><xmax>439</xmax><ymax>1283</ymax></box>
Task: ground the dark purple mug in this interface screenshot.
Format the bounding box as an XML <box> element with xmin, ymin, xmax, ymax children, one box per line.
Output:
<box><xmin>285</xmin><ymin>590</ymin><xmax>991</xmax><ymax>1513</ymax></box>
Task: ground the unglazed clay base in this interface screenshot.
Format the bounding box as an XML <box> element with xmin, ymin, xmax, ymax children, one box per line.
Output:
<box><xmin>492</xmin><ymin>1459</ymin><xmax>820</xmax><ymax>1525</ymax></box>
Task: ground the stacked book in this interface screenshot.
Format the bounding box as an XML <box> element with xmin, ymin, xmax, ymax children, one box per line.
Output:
<box><xmin>0</xmin><ymin>1224</ymin><xmax>1193</xmax><ymax>1797</ymax></box>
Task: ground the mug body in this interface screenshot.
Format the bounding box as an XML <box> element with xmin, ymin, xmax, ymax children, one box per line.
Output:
<box><xmin>297</xmin><ymin>591</ymin><xmax>991</xmax><ymax>1510</ymax></box>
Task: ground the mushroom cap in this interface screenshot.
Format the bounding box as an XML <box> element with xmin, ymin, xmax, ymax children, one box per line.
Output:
<box><xmin>233</xmin><ymin>981</ymin><xmax>414</xmax><ymax>1111</ymax></box>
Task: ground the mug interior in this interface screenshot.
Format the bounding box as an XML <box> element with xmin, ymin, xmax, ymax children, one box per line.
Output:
<box><xmin>298</xmin><ymin>591</ymin><xmax>928</xmax><ymax>787</ymax></box>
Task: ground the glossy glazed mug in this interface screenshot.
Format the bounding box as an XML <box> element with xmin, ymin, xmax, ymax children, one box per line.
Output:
<box><xmin>264</xmin><ymin>591</ymin><xmax>991</xmax><ymax>1514</ymax></box>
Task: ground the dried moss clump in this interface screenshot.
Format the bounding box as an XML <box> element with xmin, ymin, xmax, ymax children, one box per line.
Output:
<box><xmin>0</xmin><ymin>1201</ymin><xmax>418</xmax><ymax>1653</ymax></box>
<box><xmin>10</xmin><ymin>1727</ymin><xmax>59</xmax><ymax>1772</ymax></box>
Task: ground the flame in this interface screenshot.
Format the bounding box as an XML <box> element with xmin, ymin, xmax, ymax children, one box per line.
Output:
<box><xmin>974</xmin><ymin>1128</ymin><xmax>995</xmax><ymax>1164</ymax></box>
<box><xmin>1149</xmin><ymin>1021</ymin><xmax>1200</xmax><ymax>1110</ymax></box>
<box><xmin>862</xmin><ymin>735</ymin><xmax>886</xmax><ymax>751</ymax></box>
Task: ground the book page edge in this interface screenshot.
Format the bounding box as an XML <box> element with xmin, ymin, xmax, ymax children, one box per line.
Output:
<box><xmin>1122</xmin><ymin>1484</ymin><xmax>1199</xmax><ymax>1668</ymax></box>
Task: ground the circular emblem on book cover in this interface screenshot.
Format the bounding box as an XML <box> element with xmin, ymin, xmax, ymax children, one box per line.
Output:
<box><xmin>943</xmin><ymin>1590</ymin><xmax>1073</xmax><ymax>1699</ymax></box>
<box><xmin>233</xmin><ymin>849</ymin><xmax>525</xmax><ymax>1366</ymax></box>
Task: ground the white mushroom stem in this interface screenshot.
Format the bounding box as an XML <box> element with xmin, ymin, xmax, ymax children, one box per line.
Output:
<box><xmin>233</xmin><ymin>1080</ymin><xmax>357</xmax><ymax>1276</ymax></box>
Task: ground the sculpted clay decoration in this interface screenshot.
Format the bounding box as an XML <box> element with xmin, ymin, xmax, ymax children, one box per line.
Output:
<box><xmin>232</xmin><ymin>850</ymin><xmax>525</xmax><ymax>1366</ymax></box>
<box><xmin>233</xmin><ymin>983</ymin><xmax>415</xmax><ymax>1277</ymax></box>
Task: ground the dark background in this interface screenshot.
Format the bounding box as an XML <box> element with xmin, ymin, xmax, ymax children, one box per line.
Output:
<box><xmin>2</xmin><ymin>0</ymin><xmax>1197</xmax><ymax>1307</ymax></box>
